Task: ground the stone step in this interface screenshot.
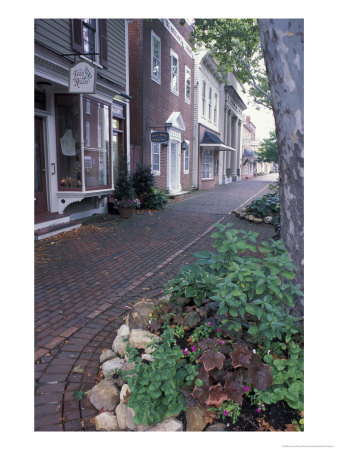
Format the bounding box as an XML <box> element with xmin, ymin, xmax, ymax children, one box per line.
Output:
<box><xmin>34</xmin><ymin>213</ymin><xmax>71</xmax><ymax>231</ymax></box>
<box><xmin>34</xmin><ymin>220</ymin><xmax>82</xmax><ymax>241</ymax></box>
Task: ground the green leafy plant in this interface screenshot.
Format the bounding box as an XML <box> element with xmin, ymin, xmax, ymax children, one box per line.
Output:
<box><xmin>191</xmin><ymin>323</ymin><xmax>213</xmax><ymax>343</ymax></box>
<box><xmin>292</xmin><ymin>417</ymin><xmax>304</xmax><ymax>431</ymax></box>
<box><xmin>114</xmin><ymin>169</ymin><xmax>137</xmax><ymax>203</ymax></box>
<box><xmin>246</xmin><ymin>192</ymin><xmax>280</xmax><ymax>218</ymax></box>
<box><xmin>172</xmin><ymin>324</ymin><xmax>185</xmax><ymax>339</ymax></box>
<box><xmin>73</xmin><ymin>389</ymin><xmax>88</xmax><ymax>401</ymax></box>
<box><xmin>208</xmin><ymin>400</ymin><xmax>242</xmax><ymax>424</ymax></box>
<box><xmin>164</xmin><ymin>263</ymin><xmax>220</xmax><ymax>307</ymax></box>
<box><xmin>122</xmin><ymin>326</ymin><xmax>198</xmax><ymax>426</ymax></box>
<box><xmin>143</xmin><ymin>186</ymin><xmax>168</xmax><ymax>209</ymax></box>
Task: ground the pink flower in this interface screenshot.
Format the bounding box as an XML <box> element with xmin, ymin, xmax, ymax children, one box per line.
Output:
<box><xmin>219</xmin><ymin>340</ymin><xmax>225</xmax><ymax>345</ymax></box>
<box><xmin>256</xmin><ymin>407</ymin><xmax>262</xmax><ymax>413</ymax></box>
<box><xmin>208</xmin><ymin>322</ymin><xmax>212</xmax><ymax>326</ymax></box>
<box><xmin>191</xmin><ymin>346</ymin><xmax>197</xmax><ymax>352</ymax></box>
<box><xmin>243</xmin><ymin>386</ymin><xmax>250</xmax><ymax>392</ymax></box>
<box><xmin>223</xmin><ymin>410</ymin><xmax>229</xmax><ymax>416</ymax></box>
<box><xmin>182</xmin><ymin>348</ymin><xmax>189</xmax><ymax>355</ymax></box>
<box><xmin>217</xmin><ymin>328</ymin><xmax>221</xmax><ymax>333</ymax></box>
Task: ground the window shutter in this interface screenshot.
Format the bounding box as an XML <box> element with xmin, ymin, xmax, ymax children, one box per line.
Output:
<box><xmin>71</xmin><ymin>19</ymin><xmax>83</xmax><ymax>52</ymax></box>
<box><xmin>99</xmin><ymin>19</ymin><xmax>108</xmax><ymax>68</ymax></box>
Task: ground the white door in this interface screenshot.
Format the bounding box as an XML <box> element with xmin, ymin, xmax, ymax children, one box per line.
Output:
<box><xmin>170</xmin><ymin>141</ymin><xmax>180</xmax><ymax>193</ymax></box>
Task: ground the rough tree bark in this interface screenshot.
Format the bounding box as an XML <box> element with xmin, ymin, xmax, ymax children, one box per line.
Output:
<box><xmin>258</xmin><ymin>19</ymin><xmax>304</xmax><ymax>316</ymax></box>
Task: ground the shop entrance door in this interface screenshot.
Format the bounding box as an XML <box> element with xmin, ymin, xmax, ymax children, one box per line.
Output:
<box><xmin>34</xmin><ymin>117</ymin><xmax>47</xmax><ymax>214</ymax></box>
<box><xmin>170</xmin><ymin>140</ymin><xmax>180</xmax><ymax>193</ymax></box>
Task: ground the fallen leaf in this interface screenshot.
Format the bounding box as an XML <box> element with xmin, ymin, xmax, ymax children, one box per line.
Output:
<box><xmin>73</xmin><ymin>365</ymin><xmax>84</xmax><ymax>373</ymax></box>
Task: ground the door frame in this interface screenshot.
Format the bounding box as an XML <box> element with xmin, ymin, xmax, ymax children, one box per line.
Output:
<box><xmin>34</xmin><ymin>116</ymin><xmax>48</xmax><ymax>214</ymax></box>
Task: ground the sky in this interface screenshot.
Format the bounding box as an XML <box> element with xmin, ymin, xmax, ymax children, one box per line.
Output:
<box><xmin>241</xmin><ymin>88</ymin><xmax>275</xmax><ymax>142</ymax></box>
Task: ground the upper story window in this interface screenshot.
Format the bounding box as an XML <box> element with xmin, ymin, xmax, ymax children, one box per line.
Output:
<box><xmin>202</xmin><ymin>80</ymin><xmax>206</xmax><ymax>116</ymax></box>
<box><xmin>214</xmin><ymin>93</ymin><xmax>218</xmax><ymax>124</ymax></box>
<box><xmin>208</xmin><ymin>87</ymin><xmax>212</xmax><ymax>121</ymax></box>
<box><xmin>71</xmin><ymin>19</ymin><xmax>108</xmax><ymax>68</ymax></box>
<box><xmin>151</xmin><ymin>31</ymin><xmax>161</xmax><ymax>84</ymax></box>
<box><xmin>185</xmin><ymin>66</ymin><xmax>191</xmax><ymax>103</ymax></box>
<box><xmin>170</xmin><ymin>49</ymin><xmax>179</xmax><ymax>95</ymax></box>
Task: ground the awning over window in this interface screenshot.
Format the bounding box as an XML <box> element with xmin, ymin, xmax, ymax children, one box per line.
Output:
<box><xmin>200</xmin><ymin>130</ymin><xmax>236</xmax><ymax>151</ymax></box>
<box><xmin>243</xmin><ymin>148</ymin><xmax>256</xmax><ymax>159</ymax></box>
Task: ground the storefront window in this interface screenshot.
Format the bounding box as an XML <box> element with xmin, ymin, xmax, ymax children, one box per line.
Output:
<box><xmin>83</xmin><ymin>97</ymin><xmax>110</xmax><ymax>189</ymax></box>
<box><xmin>56</xmin><ymin>95</ymin><xmax>81</xmax><ymax>189</ymax></box>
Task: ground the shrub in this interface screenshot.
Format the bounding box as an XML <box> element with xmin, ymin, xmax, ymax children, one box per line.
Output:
<box><xmin>132</xmin><ymin>164</ymin><xmax>154</xmax><ymax>198</ymax></box>
<box><xmin>246</xmin><ymin>192</ymin><xmax>280</xmax><ymax>218</ymax></box>
<box><xmin>143</xmin><ymin>186</ymin><xmax>168</xmax><ymax>209</ymax></box>
<box><xmin>114</xmin><ymin>169</ymin><xmax>136</xmax><ymax>202</ymax></box>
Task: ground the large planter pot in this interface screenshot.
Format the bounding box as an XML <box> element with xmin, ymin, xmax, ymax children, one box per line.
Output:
<box><xmin>118</xmin><ymin>208</ymin><xmax>136</xmax><ymax>219</ymax></box>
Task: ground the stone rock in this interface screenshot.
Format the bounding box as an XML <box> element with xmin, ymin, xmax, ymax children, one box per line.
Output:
<box><xmin>264</xmin><ymin>216</ymin><xmax>273</xmax><ymax>224</ymax></box>
<box><xmin>95</xmin><ymin>412</ymin><xmax>119</xmax><ymax>431</ymax></box>
<box><xmin>129</xmin><ymin>329</ymin><xmax>159</xmax><ymax>351</ymax></box>
<box><xmin>183</xmin><ymin>311</ymin><xmax>201</xmax><ymax>328</ymax></box>
<box><xmin>206</xmin><ymin>422</ymin><xmax>227</xmax><ymax>431</ymax></box>
<box><xmin>117</xmin><ymin>324</ymin><xmax>130</xmax><ymax>337</ymax></box>
<box><xmin>125</xmin><ymin>406</ymin><xmax>137</xmax><ymax>431</ymax></box>
<box><xmin>102</xmin><ymin>357</ymin><xmax>125</xmax><ymax>377</ymax></box>
<box><xmin>112</xmin><ymin>335</ymin><xmax>128</xmax><ymax>356</ymax></box>
<box><xmin>248</xmin><ymin>215</ymin><xmax>255</xmax><ymax>222</ymax></box>
<box><xmin>125</xmin><ymin>300</ymin><xmax>155</xmax><ymax>330</ymax></box>
<box><xmin>186</xmin><ymin>407</ymin><xmax>206</xmax><ymax>431</ymax></box>
<box><xmin>142</xmin><ymin>353</ymin><xmax>154</xmax><ymax>362</ymax></box>
<box><xmin>245</xmin><ymin>215</ymin><xmax>250</xmax><ymax>220</ymax></box>
<box><xmin>100</xmin><ymin>349</ymin><xmax>116</xmax><ymax>364</ymax></box>
<box><xmin>146</xmin><ymin>418</ymin><xmax>183</xmax><ymax>432</ymax></box>
<box><xmin>115</xmin><ymin>402</ymin><xmax>128</xmax><ymax>430</ymax></box>
<box><xmin>253</xmin><ymin>217</ymin><xmax>263</xmax><ymax>223</ymax></box>
<box><xmin>120</xmin><ymin>384</ymin><xmax>131</xmax><ymax>404</ymax></box>
<box><xmin>89</xmin><ymin>379</ymin><xmax>120</xmax><ymax>412</ymax></box>
<box><xmin>239</xmin><ymin>212</ymin><xmax>247</xmax><ymax>219</ymax></box>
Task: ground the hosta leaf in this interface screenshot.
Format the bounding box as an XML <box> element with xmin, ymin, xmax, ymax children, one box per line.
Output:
<box><xmin>205</xmin><ymin>383</ymin><xmax>229</xmax><ymax>407</ymax></box>
<box><xmin>200</xmin><ymin>349</ymin><xmax>225</xmax><ymax>372</ymax></box>
<box><xmin>247</xmin><ymin>362</ymin><xmax>273</xmax><ymax>391</ymax></box>
<box><xmin>230</xmin><ymin>344</ymin><xmax>252</xmax><ymax>368</ymax></box>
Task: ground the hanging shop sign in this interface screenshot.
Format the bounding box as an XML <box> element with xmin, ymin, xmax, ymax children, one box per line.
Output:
<box><xmin>151</xmin><ymin>131</ymin><xmax>169</xmax><ymax>143</ymax></box>
<box><xmin>69</xmin><ymin>61</ymin><xmax>96</xmax><ymax>93</ymax></box>
<box><xmin>112</xmin><ymin>102</ymin><xmax>124</xmax><ymax>118</ymax></box>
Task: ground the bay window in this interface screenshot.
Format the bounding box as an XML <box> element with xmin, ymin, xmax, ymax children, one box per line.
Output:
<box><xmin>56</xmin><ymin>94</ymin><xmax>111</xmax><ymax>191</ymax></box>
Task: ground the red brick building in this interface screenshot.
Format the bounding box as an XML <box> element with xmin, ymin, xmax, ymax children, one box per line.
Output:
<box><xmin>128</xmin><ymin>19</ymin><xmax>194</xmax><ymax>194</ymax></box>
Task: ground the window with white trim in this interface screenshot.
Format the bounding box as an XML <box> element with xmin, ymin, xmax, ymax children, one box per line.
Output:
<box><xmin>184</xmin><ymin>140</ymin><xmax>190</xmax><ymax>174</ymax></box>
<box><xmin>151</xmin><ymin>31</ymin><xmax>161</xmax><ymax>84</ymax></box>
<box><xmin>185</xmin><ymin>66</ymin><xmax>191</xmax><ymax>103</ymax></box>
<box><xmin>208</xmin><ymin>87</ymin><xmax>212</xmax><ymax>121</ymax></box>
<box><xmin>214</xmin><ymin>93</ymin><xmax>218</xmax><ymax>124</ymax></box>
<box><xmin>170</xmin><ymin>49</ymin><xmax>179</xmax><ymax>95</ymax></box>
<box><xmin>202</xmin><ymin>80</ymin><xmax>206</xmax><ymax>116</ymax></box>
<box><xmin>151</xmin><ymin>140</ymin><xmax>160</xmax><ymax>175</ymax></box>
<box><xmin>202</xmin><ymin>149</ymin><xmax>213</xmax><ymax>179</ymax></box>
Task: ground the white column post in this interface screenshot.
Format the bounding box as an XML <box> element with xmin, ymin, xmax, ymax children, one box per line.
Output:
<box><xmin>231</xmin><ymin>116</ymin><xmax>238</xmax><ymax>181</ymax></box>
<box><xmin>237</xmin><ymin>119</ymin><xmax>243</xmax><ymax>180</ymax></box>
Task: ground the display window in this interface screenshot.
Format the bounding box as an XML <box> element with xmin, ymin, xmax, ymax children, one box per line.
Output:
<box><xmin>56</xmin><ymin>94</ymin><xmax>111</xmax><ymax>191</ymax></box>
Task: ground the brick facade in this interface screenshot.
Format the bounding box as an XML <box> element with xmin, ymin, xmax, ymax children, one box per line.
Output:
<box><xmin>128</xmin><ymin>19</ymin><xmax>194</xmax><ymax>193</ymax></box>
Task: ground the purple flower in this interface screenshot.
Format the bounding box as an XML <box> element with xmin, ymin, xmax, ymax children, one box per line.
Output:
<box><xmin>256</xmin><ymin>407</ymin><xmax>262</xmax><ymax>413</ymax></box>
<box><xmin>219</xmin><ymin>340</ymin><xmax>225</xmax><ymax>345</ymax></box>
<box><xmin>182</xmin><ymin>348</ymin><xmax>189</xmax><ymax>355</ymax></box>
<box><xmin>243</xmin><ymin>386</ymin><xmax>250</xmax><ymax>392</ymax></box>
<box><xmin>223</xmin><ymin>410</ymin><xmax>229</xmax><ymax>416</ymax></box>
<box><xmin>191</xmin><ymin>345</ymin><xmax>197</xmax><ymax>352</ymax></box>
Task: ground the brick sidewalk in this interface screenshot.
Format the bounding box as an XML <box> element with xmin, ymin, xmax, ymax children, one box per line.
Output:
<box><xmin>34</xmin><ymin>176</ymin><xmax>276</xmax><ymax>431</ymax></box>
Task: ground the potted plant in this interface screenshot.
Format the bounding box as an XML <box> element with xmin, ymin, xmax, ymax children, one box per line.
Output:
<box><xmin>113</xmin><ymin>169</ymin><xmax>140</xmax><ymax>219</ymax></box>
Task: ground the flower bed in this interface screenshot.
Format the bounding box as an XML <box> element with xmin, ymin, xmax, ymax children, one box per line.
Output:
<box><xmin>87</xmin><ymin>224</ymin><xmax>303</xmax><ymax>431</ymax></box>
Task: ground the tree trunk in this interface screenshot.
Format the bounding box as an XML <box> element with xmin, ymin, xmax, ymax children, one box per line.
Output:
<box><xmin>258</xmin><ymin>19</ymin><xmax>304</xmax><ymax>316</ymax></box>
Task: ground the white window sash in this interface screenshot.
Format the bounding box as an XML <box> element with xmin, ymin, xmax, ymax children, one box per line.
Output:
<box><xmin>170</xmin><ymin>49</ymin><xmax>179</xmax><ymax>95</ymax></box>
<box><xmin>151</xmin><ymin>31</ymin><xmax>161</xmax><ymax>84</ymax></box>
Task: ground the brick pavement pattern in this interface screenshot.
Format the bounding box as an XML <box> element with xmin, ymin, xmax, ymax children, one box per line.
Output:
<box><xmin>34</xmin><ymin>175</ymin><xmax>277</xmax><ymax>431</ymax></box>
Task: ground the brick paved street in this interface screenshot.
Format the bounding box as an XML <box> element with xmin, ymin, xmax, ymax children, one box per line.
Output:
<box><xmin>34</xmin><ymin>174</ymin><xmax>277</xmax><ymax>431</ymax></box>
